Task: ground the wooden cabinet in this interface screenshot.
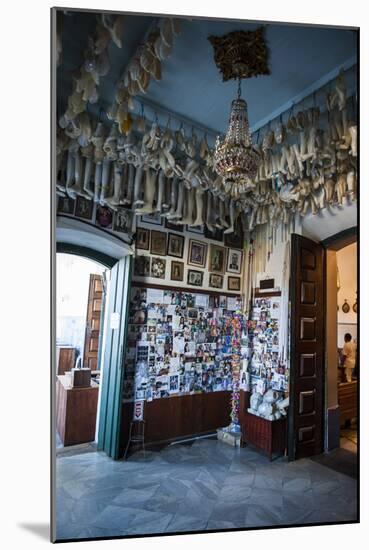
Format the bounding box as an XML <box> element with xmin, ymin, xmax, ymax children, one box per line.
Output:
<box><xmin>56</xmin><ymin>375</ymin><xmax>99</xmax><ymax>446</ymax></box>
<box><xmin>242</xmin><ymin>412</ymin><xmax>287</xmax><ymax>460</ymax></box>
<box><xmin>338</xmin><ymin>381</ymin><xmax>357</xmax><ymax>427</ymax></box>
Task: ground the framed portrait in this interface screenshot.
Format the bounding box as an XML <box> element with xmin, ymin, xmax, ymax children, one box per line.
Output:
<box><xmin>187</xmin><ymin>224</ymin><xmax>204</xmax><ymax>234</ymax></box>
<box><xmin>165</xmin><ymin>219</ymin><xmax>183</xmax><ymax>232</ymax></box>
<box><xmin>209</xmin><ymin>273</ymin><xmax>224</xmax><ymax>289</ymax></box>
<box><xmin>136</xmin><ymin>227</ymin><xmax>150</xmax><ymax>250</ymax></box>
<box><xmin>96</xmin><ymin>205</ymin><xmax>113</xmax><ymax>229</ymax></box>
<box><xmin>141</xmin><ymin>213</ymin><xmax>162</xmax><ymax>226</ymax></box>
<box><xmin>188</xmin><ymin>239</ymin><xmax>207</xmax><ymax>268</ymax></box>
<box><xmin>227</xmin><ymin>248</ymin><xmax>243</xmax><ymax>274</ymax></box>
<box><xmin>114</xmin><ymin>208</ymin><xmax>133</xmax><ymax>234</ymax></box>
<box><xmin>75</xmin><ymin>196</ymin><xmax>93</xmax><ymax>220</ymax></box>
<box><xmin>134</xmin><ymin>256</ymin><xmax>150</xmax><ymax>277</ymax></box>
<box><xmin>228</xmin><ymin>276</ymin><xmax>241</xmax><ymax>291</ymax></box>
<box><xmin>151</xmin><ymin>257</ymin><xmax>166</xmax><ymax>279</ymax></box>
<box><xmin>187</xmin><ymin>269</ymin><xmax>204</xmax><ymax>287</ymax></box>
<box><xmin>171</xmin><ymin>261</ymin><xmax>184</xmax><ymax>282</ymax></box>
<box><xmin>150</xmin><ymin>230</ymin><xmax>167</xmax><ymax>256</ymax></box>
<box><xmin>167</xmin><ymin>233</ymin><xmax>185</xmax><ymax>258</ymax></box>
<box><xmin>209</xmin><ymin>244</ymin><xmax>226</xmax><ymax>274</ymax></box>
<box><xmin>57</xmin><ymin>196</ymin><xmax>75</xmax><ymax>215</ymax></box>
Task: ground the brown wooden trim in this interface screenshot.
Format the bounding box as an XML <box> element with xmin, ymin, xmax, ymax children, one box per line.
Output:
<box><xmin>321</xmin><ymin>227</ymin><xmax>357</xmax><ymax>250</ymax></box>
<box><xmin>131</xmin><ymin>280</ymin><xmax>241</xmax><ymax>298</ymax></box>
<box><xmin>254</xmin><ymin>289</ymin><xmax>281</xmax><ymax>297</ymax></box>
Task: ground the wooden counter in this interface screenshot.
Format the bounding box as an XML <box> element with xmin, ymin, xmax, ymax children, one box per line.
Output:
<box><xmin>338</xmin><ymin>380</ymin><xmax>357</xmax><ymax>428</ymax></box>
<box><xmin>56</xmin><ymin>375</ymin><xmax>99</xmax><ymax>446</ymax></box>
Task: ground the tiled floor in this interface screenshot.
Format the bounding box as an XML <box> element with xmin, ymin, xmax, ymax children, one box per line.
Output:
<box><xmin>55</xmin><ymin>437</ymin><xmax>358</xmax><ymax>540</ymax></box>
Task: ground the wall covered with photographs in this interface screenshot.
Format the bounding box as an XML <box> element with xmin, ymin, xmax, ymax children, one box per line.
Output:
<box><xmin>133</xmin><ymin>213</ymin><xmax>244</xmax><ymax>294</ymax></box>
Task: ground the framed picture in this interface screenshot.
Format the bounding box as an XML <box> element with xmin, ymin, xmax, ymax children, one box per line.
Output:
<box><xmin>165</xmin><ymin>219</ymin><xmax>183</xmax><ymax>232</ymax></box>
<box><xmin>57</xmin><ymin>196</ymin><xmax>75</xmax><ymax>215</ymax></box>
<box><xmin>171</xmin><ymin>261</ymin><xmax>184</xmax><ymax>282</ymax></box>
<box><xmin>113</xmin><ymin>208</ymin><xmax>133</xmax><ymax>234</ymax></box>
<box><xmin>151</xmin><ymin>257</ymin><xmax>166</xmax><ymax>279</ymax></box>
<box><xmin>228</xmin><ymin>276</ymin><xmax>241</xmax><ymax>291</ymax></box>
<box><xmin>188</xmin><ymin>239</ymin><xmax>207</xmax><ymax>268</ymax></box>
<box><xmin>150</xmin><ymin>230</ymin><xmax>167</xmax><ymax>256</ymax></box>
<box><xmin>167</xmin><ymin>233</ymin><xmax>185</xmax><ymax>258</ymax></box>
<box><xmin>134</xmin><ymin>256</ymin><xmax>150</xmax><ymax>277</ymax></box>
<box><xmin>204</xmin><ymin>226</ymin><xmax>223</xmax><ymax>242</ymax></box>
<box><xmin>209</xmin><ymin>273</ymin><xmax>224</xmax><ymax>289</ymax></box>
<box><xmin>209</xmin><ymin>244</ymin><xmax>226</xmax><ymax>274</ymax></box>
<box><xmin>187</xmin><ymin>224</ymin><xmax>204</xmax><ymax>234</ymax></box>
<box><xmin>136</xmin><ymin>227</ymin><xmax>150</xmax><ymax>250</ymax></box>
<box><xmin>75</xmin><ymin>196</ymin><xmax>93</xmax><ymax>220</ymax></box>
<box><xmin>96</xmin><ymin>205</ymin><xmax>113</xmax><ymax>229</ymax></box>
<box><xmin>224</xmin><ymin>220</ymin><xmax>244</xmax><ymax>248</ymax></box>
<box><xmin>187</xmin><ymin>269</ymin><xmax>204</xmax><ymax>287</ymax></box>
<box><xmin>141</xmin><ymin>213</ymin><xmax>162</xmax><ymax>226</ymax></box>
<box><xmin>227</xmin><ymin>248</ymin><xmax>243</xmax><ymax>274</ymax></box>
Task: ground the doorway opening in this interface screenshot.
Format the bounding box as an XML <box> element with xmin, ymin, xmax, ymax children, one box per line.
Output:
<box><xmin>56</xmin><ymin>253</ymin><xmax>109</xmax><ymax>453</ymax></box>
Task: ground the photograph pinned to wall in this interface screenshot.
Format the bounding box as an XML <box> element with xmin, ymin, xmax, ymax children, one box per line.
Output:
<box><xmin>169</xmin><ymin>374</ymin><xmax>180</xmax><ymax>394</ymax></box>
<box><xmin>227</xmin><ymin>248</ymin><xmax>243</xmax><ymax>274</ymax></box>
<box><xmin>209</xmin><ymin>244</ymin><xmax>226</xmax><ymax>274</ymax></box>
<box><xmin>167</xmin><ymin>232</ymin><xmax>185</xmax><ymax>258</ymax></box>
<box><xmin>96</xmin><ymin>205</ymin><xmax>113</xmax><ymax>229</ymax></box>
<box><xmin>228</xmin><ymin>276</ymin><xmax>241</xmax><ymax>291</ymax></box>
<box><xmin>141</xmin><ymin>212</ymin><xmax>162</xmax><ymax>225</ymax></box>
<box><xmin>57</xmin><ymin>196</ymin><xmax>75</xmax><ymax>215</ymax></box>
<box><xmin>188</xmin><ymin>239</ymin><xmax>207</xmax><ymax>268</ymax></box>
<box><xmin>151</xmin><ymin>257</ymin><xmax>166</xmax><ymax>279</ymax></box>
<box><xmin>150</xmin><ymin>230</ymin><xmax>167</xmax><ymax>256</ymax></box>
<box><xmin>209</xmin><ymin>273</ymin><xmax>224</xmax><ymax>289</ymax></box>
<box><xmin>165</xmin><ymin>219</ymin><xmax>183</xmax><ymax>232</ymax></box>
<box><xmin>75</xmin><ymin>196</ymin><xmax>93</xmax><ymax>220</ymax></box>
<box><xmin>187</xmin><ymin>224</ymin><xmax>204</xmax><ymax>234</ymax></box>
<box><xmin>187</xmin><ymin>269</ymin><xmax>204</xmax><ymax>287</ymax></box>
<box><xmin>136</xmin><ymin>227</ymin><xmax>150</xmax><ymax>250</ymax></box>
<box><xmin>134</xmin><ymin>255</ymin><xmax>150</xmax><ymax>277</ymax></box>
<box><xmin>114</xmin><ymin>208</ymin><xmax>133</xmax><ymax>234</ymax></box>
<box><xmin>171</xmin><ymin>261</ymin><xmax>184</xmax><ymax>282</ymax></box>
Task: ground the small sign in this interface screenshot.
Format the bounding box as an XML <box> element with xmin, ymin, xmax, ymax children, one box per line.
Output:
<box><xmin>110</xmin><ymin>312</ymin><xmax>120</xmax><ymax>329</ymax></box>
<box><xmin>133</xmin><ymin>400</ymin><xmax>144</xmax><ymax>421</ymax></box>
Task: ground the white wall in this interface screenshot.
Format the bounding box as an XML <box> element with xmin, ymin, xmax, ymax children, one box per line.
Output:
<box><xmin>336</xmin><ymin>242</ymin><xmax>357</xmax><ymax>346</ymax></box>
<box><xmin>301</xmin><ymin>199</ymin><xmax>357</xmax><ymax>242</ymax></box>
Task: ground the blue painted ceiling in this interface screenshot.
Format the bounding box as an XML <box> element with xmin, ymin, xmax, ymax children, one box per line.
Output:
<box><xmin>58</xmin><ymin>11</ymin><xmax>357</xmax><ymax>135</ymax></box>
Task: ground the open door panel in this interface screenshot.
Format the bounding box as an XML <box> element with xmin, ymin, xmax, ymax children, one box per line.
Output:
<box><xmin>288</xmin><ymin>234</ymin><xmax>325</xmax><ymax>460</ymax></box>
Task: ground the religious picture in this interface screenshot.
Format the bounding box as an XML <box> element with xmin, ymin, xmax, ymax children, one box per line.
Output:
<box><xmin>188</xmin><ymin>239</ymin><xmax>207</xmax><ymax>268</ymax></box>
<box><xmin>57</xmin><ymin>196</ymin><xmax>75</xmax><ymax>215</ymax></box>
<box><xmin>113</xmin><ymin>208</ymin><xmax>133</xmax><ymax>234</ymax></box>
<box><xmin>150</xmin><ymin>230</ymin><xmax>167</xmax><ymax>256</ymax></box>
<box><xmin>75</xmin><ymin>196</ymin><xmax>93</xmax><ymax>220</ymax></box>
<box><xmin>151</xmin><ymin>257</ymin><xmax>166</xmax><ymax>279</ymax></box>
<box><xmin>167</xmin><ymin>233</ymin><xmax>185</xmax><ymax>258</ymax></box>
<box><xmin>187</xmin><ymin>269</ymin><xmax>204</xmax><ymax>287</ymax></box>
<box><xmin>134</xmin><ymin>255</ymin><xmax>150</xmax><ymax>277</ymax></box>
<box><xmin>171</xmin><ymin>261</ymin><xmax>184</xmax><ymax>282</ymax></box>
<box><xmin>227</xmin><ymin>248</ymin><xmax>243</xmax><ymax>274</ymax></box>
<box><xmin>136</xmin><ymin>227</ymin><xmax>150</xmax><ymax>250</ymax></box>
<box><xmin>96</xmin><ymin>205</ymin><xmax>113</xmax><ymax>229</ymax></box>
<box><xmin>228</xmin><ymin>276</ymin><xmax>241</xmax><ymax>291</ymax></box>
<box><xmin>209</xmin><ymin>244</ymin><xmax>226</xmax><ymax>274</ymax></box>
<box><xmin>209</xmin><ymin>273</ymin><xmax>223</xmax><ymax>289</ymax></box>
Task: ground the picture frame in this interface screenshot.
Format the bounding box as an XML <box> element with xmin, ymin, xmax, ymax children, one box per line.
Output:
<box><xmin>165</xmin><ymin>219</ymin><xmax>183</xmax><ymax>232</ymax></box>
<box><xmin>209</xmin><ymin>273</ymin><xmax>224</xmax><ymax>289</ymax></box>
<box><xmin>170</xmin><ymin>261</ymin><xmax>184</xmax><ymax>282</ymax></box>
<box><xmin>134</xmin><ymin>255</ymin><xmax>150</xmax><ymax>277</ymax></box>
<box><xmin>228</xmin><ymin>276</ymin><xmax>241</xmax><ymax>291</ymax></box>
<box><xmin>136</xmin><ymin>227</ymin><xmax>150</xmax><ymax>250</ymax></box>
<box><xmin>167</xmin><ymin>233</ymin><xmax>185</xmax><ymax>258</ymax></box>
<box><xmin>113</xmin><ymin>208</ymin><xmax>133</xmax><ymax>234</ymax></box>
<box><xmin>151</xmin><ymin>257</ymin><xmax>166</xmax><ymax>279</ymax></box>
<box><xmin>204</xmin><ymin>226</ymin><xmax>223</xmax><ymax>242</ymax></box>
<box><xmin>187</xmin><ymin>269</ymin><xmax>204</xmax><ymax>287</ymax></box>
<box><xmin>186</xmin><ymin>224</ymin><xmax>204</xmax><ymax>234</ymax></box>
<box><xmin>57</xmin><ymin>196</ymin><xmax>75</xmax><ymax>215</ymax></box>
<box><xmin>227</xmin><ymin>248</ymin><xmax>243</xmax><ymax>274</ymax></box>
<box><xmin>141</xmin><ymin>212</ymin><xmax>162</xmax><ymax>225</ymax></box>
<box><xmin>150</xmin><ymin>230</ymin><xmax>167</xmax><ymax>256</ymax></box>
<box><xmin>75</xmin><ymin>196</ymin><xmax>93</xmax><ymax>220</ymax></box>
<box><xmin>209</xmin><ymin>244</ymin><xmax>226</xmax><ymax>274</ymax></box>
<box><xmin>224</xmin><ymin>220</ymin><xmax>244</xmax><ymax>248</ymax></box>
<box><xmin>96</xmin><ymin>205</ymin><xmax>113</xmax><ymax>229</ymax></box>
<box><xmin>188</xmin><ymin>239</ymin><xmax>207</xmax><ymax>268</ymax></box>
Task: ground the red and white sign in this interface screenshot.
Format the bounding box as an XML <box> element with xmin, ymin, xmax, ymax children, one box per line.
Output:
<box><xmin>133</xmin><ymin>400</ymin><xmax>144</xmax><ymax>421</ymax></box>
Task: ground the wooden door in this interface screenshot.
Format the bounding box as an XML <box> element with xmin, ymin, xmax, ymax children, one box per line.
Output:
<box><xmin>288</xmin><ymin>234</ymin><xmax>325</xmax><ymax>460</ymax></box>
<box><xmin>83</xmin><ymin>274</ymin><xmax>103</xmax><ymax>370</ymax></box>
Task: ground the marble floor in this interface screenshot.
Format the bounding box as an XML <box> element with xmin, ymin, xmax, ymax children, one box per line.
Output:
<box><xmin>55</xmin><ymin>437</ymin><xmax>358</xmax><ymax>541</ymax></box>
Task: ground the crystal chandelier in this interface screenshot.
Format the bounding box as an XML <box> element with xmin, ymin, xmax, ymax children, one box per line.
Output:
<box><xmin>214</xmin><ymin>79</ymin><xmax>261</xmax><ymax>200</ymax></box>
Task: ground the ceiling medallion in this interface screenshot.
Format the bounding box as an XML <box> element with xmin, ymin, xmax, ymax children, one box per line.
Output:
<box><xmin>210</xmin><ymin>27</ymin><xmax>269</xmax><ymax>200</ymax></box>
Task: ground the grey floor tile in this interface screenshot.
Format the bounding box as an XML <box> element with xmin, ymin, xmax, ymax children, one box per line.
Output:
<box><xmin>166</xmin><ymin>514</ymin><xmax>208</xmax><ymax>533</ymax></box>
<box><xmin>282</xmin><ymin>476</ymin><xmax>312</xmax><ymax>492</ymax></box>
<box><xmin>245</xmin><ymin>504</ymin><xmax>283</xmax><ymax>527</ymax></box>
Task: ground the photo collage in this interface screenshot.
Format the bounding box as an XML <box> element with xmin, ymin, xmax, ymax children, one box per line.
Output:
<box><xmin>122</xmin><ymin>287</ymin><xmax>245</xmax><ymax>403</ymax></box>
